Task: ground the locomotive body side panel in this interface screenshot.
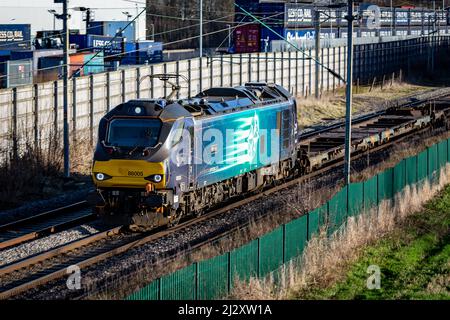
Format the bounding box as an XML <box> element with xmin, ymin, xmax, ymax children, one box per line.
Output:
<box><xmin>192</xmin><ymin>101</ymin><xmax>294</xmax><ymax>187</ymax></box>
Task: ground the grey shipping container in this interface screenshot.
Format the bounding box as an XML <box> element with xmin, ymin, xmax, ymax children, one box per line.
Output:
<box><xmin>1</xmin><ymin>58</ymin><xmax>33</xmax><ymax>88</ymax></box>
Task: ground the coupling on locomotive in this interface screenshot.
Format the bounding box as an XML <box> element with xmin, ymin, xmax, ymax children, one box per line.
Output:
<box><xmin>91</xmin><ymin>78</ymin><xmax>299</xmax><ymax>228</ymax></box>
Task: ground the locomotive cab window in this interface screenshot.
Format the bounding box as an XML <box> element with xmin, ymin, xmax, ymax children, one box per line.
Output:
<box><xmin>107</xmin><ymin>118</ymin><xmax>161</xmax><ymax>148</ymax></box>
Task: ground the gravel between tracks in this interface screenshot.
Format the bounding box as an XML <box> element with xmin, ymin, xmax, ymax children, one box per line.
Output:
<box><xmin>0</xmin><ymin>213</ymin><xmax>102</xmax><ymax>267</ymax></box>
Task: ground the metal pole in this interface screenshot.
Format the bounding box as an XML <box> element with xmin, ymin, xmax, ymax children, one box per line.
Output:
<box><xmin>344</xmin><ymin>0</ymin><xmax>354</xmax><ymax>186</ymax></box>
<box><xmin>53</xmin><ymin>15</ymin><xmax>56</xmax><ymax>30</ymax></box>
<box><xmin>390</xmin><ymin>0</ymin><xmax>393</xmax><ymax>35</ymax></box>
<box><xmin>86</xmin><ymin>8</ymin><xmax>91</xmax><ymax>34</ymax></box>
<box><xmin>227</xmin><ymin>24</ymin><xmax>231</xmax><ymax>49</ymax></box>
<box><xmin>63</xmin><ymin>0</ymin><xmax>70</xmax><ymax>178</ymax></box>
<box><xmin>199</xmin><ymin>0</ymin><xmax>203</xmax><ymax>57</ymax></box>
<box><xmin>314</xmin><ymin>9</ymin><xmax>321</xmax><ymax>99</ymax></box>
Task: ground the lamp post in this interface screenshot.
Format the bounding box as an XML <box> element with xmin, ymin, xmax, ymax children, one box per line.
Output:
<box><xmin>72</xmin><ymin>7</ymin><xmax>92</xmax><ymax>34</ymax></box>
<box><xmin>48</xmin><ymin>9</ymin><xmax>57</xmax><ymax>30</ymax></box>
<box><xmin>122</xmin><ymin>11</ymin><xmax>132</xmax><ymax>21</ymax></box>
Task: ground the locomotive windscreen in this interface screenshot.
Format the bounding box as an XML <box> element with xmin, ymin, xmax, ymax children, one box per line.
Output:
<box><xmin>107</xmin><ymin>118</ymin><xmax>161</xmax><ymax>148</ymax></box>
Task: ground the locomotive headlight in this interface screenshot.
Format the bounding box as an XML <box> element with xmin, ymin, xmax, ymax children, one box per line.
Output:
<box><xmin>145</xmin><ymin>174</ymin><xmax>163</xmax><ymax>183</ymax></box>
<box><xmin>94</xmin><ymin>172</ymin><xmax>111</xmax><ymax>181</ymax></box>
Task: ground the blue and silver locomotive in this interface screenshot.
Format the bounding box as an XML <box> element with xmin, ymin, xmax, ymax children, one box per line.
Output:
<box><xmin>92</xmin><ymin>80</ymin><xmax>298</xmax><ymax>228</ymax></box>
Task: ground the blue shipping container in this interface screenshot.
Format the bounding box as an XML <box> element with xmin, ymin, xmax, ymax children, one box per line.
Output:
<box><xmin>121</xmin><ymin>42</ymin><xmax>136</xmax><ymax>65</ymax></box>
<box><xmin>10</xmin><ymin>50</ymin><xmax>33</xmax><ymax>61</ymax></box>
<box><xmin>88</xmin><ymin>21</ymin><xmax>136</xmax><ymax>42</ymax></box>
<box><xmin>70</xmin><ymin>34</ymin><xmax>124</xmax><ymax>58</ymax></box>
<box><xmin>260</xmin><ymin>26</ymin><xmax>284</xmax><ymax>52</ymax></box>
<box><xmin>122</xmin><ymin>41</ymin><xmax>163</xmax><ymax>65</ymax></box>
<box><xmin>0</xmin><ymin>24</ymin><xmax>31</xmax><ymax>50</ymax></box>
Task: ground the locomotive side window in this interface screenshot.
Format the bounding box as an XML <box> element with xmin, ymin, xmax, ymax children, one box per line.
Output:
<box><xmin>282</xmin><ymin>109</ymin><xmax>291</xmax><ymax>149</ymax></box>
<box><xmin>107</xmin><ymin>118</ymin><xmax>161</xmax><ymax>147</ymax></box>
<box><xmin>170</xmin><ymin>120</ymin><xmax>185</xmax><ymax>147</ymax></box>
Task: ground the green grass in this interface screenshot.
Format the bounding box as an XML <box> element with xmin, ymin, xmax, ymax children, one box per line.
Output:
<box><xmin>295</xmin><ymin>185</ymin><xmax>450</xmax><ymax>300</ymax></box>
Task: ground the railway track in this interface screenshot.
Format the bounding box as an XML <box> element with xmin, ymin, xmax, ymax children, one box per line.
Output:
<box><xmin>2</xmin><ymin>89</ymin><xmax>450</xmax><ymax>300</ymax></box>
<box><xmin>0</xmin><ymin>201</ymin><xmax>92</xmax><ymax>250</ymax></box>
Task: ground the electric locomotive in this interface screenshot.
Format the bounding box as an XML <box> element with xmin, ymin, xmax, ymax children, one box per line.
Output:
<box><xmin>91</xmin><ymin>78</ymin><xmax>298</xmax><ymax>228</ymax></box>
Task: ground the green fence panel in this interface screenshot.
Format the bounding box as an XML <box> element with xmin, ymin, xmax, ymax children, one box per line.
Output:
<box><xmin>328</xmin><ymin>186</ymin><xmax>348</xmax><ymax>233</ymax></box>
<box><xmin>393</xmin><ymin>160</ymin><xmax>406</xmax><ymax>195</ymax></box>
<box><xmin>378</xmin><ymin>168</ymin><xmax>393</xmax><ymax>201</ymax></box>
<box><xmin>428</xmin><ymin>144</ymin><xmax>438</xmax><ymax>178</ymax></box>
<box><xmin>229</xmin><ymin>239</ymin><xmax>259</xmax><ymax>286</ymax></box>
<box><xmin>259</xmin><ymin>226</ymin><xmax>284</xmax><ymax>276</ymax></box>
<box><xmin>438</xmin><ymin>140</ymin><xmax>448</xmax><ymax>169</ymax></box>
<box><xmin>417</xmin><ymin>149</ymin><xmax>428</xmax><ymax>182</ymax></box>
<box><xmin>406</xmin><ymin>155</ymin><xmax>418</xmax><ymax>186</ymax></box>
<box><xmin>307</xmin><ymin>204</ymin><xmax>327</xmax><ymax>240</ymax></box>
<box><xmin>284</xmin><ymin>215</ymin><xmax>308</xmax><ymax>262</ymax></box>
<box><xmin>348</xmin><ymin>182</ymin><xmax>364</xmax><ymax>217</ymax></box>
<box><xmin>160</xmin><ymin>263</ymin><xmax>196</xmax><ymax>300</ymax></box>
<box><xmin>126</xmin><ymin>279</ymin><xmax>159</xmax><ymax>300</ymax></box>
<box><xmin>364</xmin><ymin>175</ymin><xmax>378</xmax><ymax>210</ymax></box>
<box><xmin>197</xmin><ymin>253</ymin><xmax>229</xmax><ymax>300</ymax></box>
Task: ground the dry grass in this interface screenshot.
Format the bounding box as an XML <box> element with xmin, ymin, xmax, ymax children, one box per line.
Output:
<box><xmin>0</xmin><ymin>129</ymin><xmax>93</xmax><ymax>210</ymax></box>
<box><xmin>229</xmin><ymin>165</ymin><xmax>450</xmax><ymax>300</ymax></box>
<box><xmin>297</xmin><ymin>81</ymin><xmax>435</xmax><ymax>128</ymax></box>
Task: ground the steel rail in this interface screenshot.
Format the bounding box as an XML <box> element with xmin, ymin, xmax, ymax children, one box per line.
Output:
<box><xmin>0</xmin><ymin>201</ymin><xmax>92</xmax><ymax>250</ymax></box>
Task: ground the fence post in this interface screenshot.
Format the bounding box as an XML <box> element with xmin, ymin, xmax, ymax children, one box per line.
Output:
<box><xmin>199</xmin><ymin>57</ymin><xmax>203</xmax><ymax>92</ymax></box>
<box><xmin>176</xmin><ymin>61</ymin><xmax>180</xmax><ymax>99</ymax></box>
<box><xmin>121</xmin><ymin>69</ymin><xmax>126</xmax><ymax>103</ymax></box>
<box><xmin>308</xmin><ymin>49</ymin><xmax>312</xmax><ymax>96</ymax></box>
<box><xmin>53</xmin><ymin>81</ymin><xmax>58</xmax><ymax>137</ymax></box>
<box><xmin>89</xmin><ymin>74</ymin><xmax>94</xmax><ymax>146</ymax></box>
<box><xmin>227</xmin><ymin>252</ymin><xmax>231</xmax><ymax>294</ymax></box>
<box><xmin>220</xmin><ymin>55</ymin><xmax>224</xmax><ymax>87</ymax></box>
<box><xmin>295</xmin><ymin>51</ymin><xmax>299</xmax><ymax>96</ymax></box>
<box><xmin>106</xmin><ymin>72</ymin><xmax>111</xmax><ymax>112</ymax></box>
<box><xmin>136</xmin><ymin>67</ymin><xmax>141</xmax><ymax>99</ymax></box>
<box><xmin>239</xmin><ymin>54</ymin><xmax>243</xmax><ymax>85</ymax></box>
<box><xmin>33</xmin><ymin>84</ymin><xmax>39</xmax><ymax>149</ymax></box>
<box><xmin>288</xmin><ymin>51</ymin><xmax>291</xmax><ymax>92</ymax></box>
<box><xmin>282</xmin><ymin>224</ymin><xmax>286</xmax><ymax>264</ymax></box>
<box><xmin>12</xmin><ymin>87</ymin><xmax>18</xmax><ymax>159</ymax></box>
<box><xmin>163</xmin><ymin>63</ymin><xmax>167</xmax><ymax>97</ymax></box>
<box><xmin>265</xmin><ymin>52</ymin><xmax>268</xmax><ymax>83</ymax></box>
<box><xmin>229</xmin><ymin>55</ymin><xmax>233</xmax><ymax>87</ymax></box>
<box><xmin>273</xmin><ymin>52</ymin><xmax>277</xmax><ymax>83</ymax></box>
<box><xmin>257</xmin><ymin>52</ymin><xmax>260</xmax><ymax>82</ymax></box>
<box><xmin>257</xmin><ymin>238</ymin><xmax>261</xmax><ymax>277</ymax></box>
<box><xmin>248</xmin><ymin>53</ymin><xmax>252</xmax><ymax>83</ymax></box>
<box><xmin>195</xmin><ymin>262</ymin><xmax>199</xmax><ymax>300</ymax></box>
<box><xmin>150</xmin><ymin>65</ymin><xmax>154</xmax><ymax>98</ymax></box>
<box><xmin>72</xmin><ymin>77</ymin><xmax>77</xmax><ymax>144</ymax></box>
<box><xmin>210</xmin><ymin>57</ymin><xmax>213</xmax><ymax>88</ymax></box>
<box><xmin>188</xmin><ymin>60</ymin><xmax>192</xmax><ymax>97</ymax></box>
